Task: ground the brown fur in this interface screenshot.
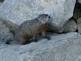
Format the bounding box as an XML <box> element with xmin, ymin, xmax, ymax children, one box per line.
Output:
<box><xmin>15</xmin><ymin>14</ymin><xmax>51</xmax><ymax>44</ymax></box>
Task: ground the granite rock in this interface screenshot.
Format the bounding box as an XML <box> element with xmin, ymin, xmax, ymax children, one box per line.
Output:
<box><xmin>0</xmin><ymin>32</ymin><xmax>81</xmax><ymax>61</ymax></box>
<box><xmin>78</xmin><ymin>0</ymin><xmax>81</xmax><ymax>3</ymax></box>
<box><xmin>63</xmin><ymin>19</ymin><xmax>77</xmax><ymax>32</ymax></box>
<box><xmin>0</xmin><ymin>19</ymin><xmax>15</xmax><ymax>44</ymax></box>
<box><xmin>73</xmin><ymin>1</ymin><xmax>81</xmax><ymax>20</ymax></box>
<box><xmin>76</xmin><ymin>18</ymin><xmax>81</xmax><ymax>33</ymax></box>
<box><xmin>0</xmin><ymin>0</ymin><xmax>76</xmax><ymax>29</ymax></box>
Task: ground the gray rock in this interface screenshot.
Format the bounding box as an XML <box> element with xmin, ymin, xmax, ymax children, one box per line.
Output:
<box><xmin>77</xmin><ymin>18</ymin><xmax>81</xmax><ymax>33</ymax></box>
<box><xmin>0</xmin><ymin>0</ymin><xmax>4</xmax><ymax>6</ymax></box>
<box><xmin>63</xmin><ymin>19</ymin><xmax>77</xmax><ymax>32</ymax></box>
<box><xmin>0</xmin><ymin>19</ymin><xmax>19</xmax><ymax>35</ymax></box>
<box><xmin>0</xmin><ymin>2</ymin><xmax>2</xmax><ymax>6</ymax></box>
<box><xmin>0</xmin><ymin>0</ymin><xmax>4</xmax><ymax>3</ymax></box>
<box><xmin>0</xmin><ymin>0</ymin><xmax>76</xmax><ymax>28</ymax></box>
<box><xmin>77</xmin><ymin>17</ymin><xmax>81</xmax><ymax>24</ymax></box>
<box><xmin>0</xmin><ymin>19</ymin><xmax>14</xmax><ymax>44</ymax></box>
<box><xmin>0</xmin><ymin>32</ymin><xmax>81</xmax><ymax>61</ymax></box>
<box><xmin>73</xmin><ymin>1</ymin><xmax>81</xmax><ymax>20</ymax></box>
<box><xmin>78</xmin><ymin>0</ymin><xmax>81</xmax><ymax>3</ymax></box>
<box><xmin>77</xmin><ymin>24</ymin><xmax>81</xmax><ymax>33</ymax></box>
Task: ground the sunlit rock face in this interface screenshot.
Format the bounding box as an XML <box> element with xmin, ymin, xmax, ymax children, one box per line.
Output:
<box><xmin>0</xmin><ymin>0</ymin><xmax>76</xmax><ymax>27</ymax></box>
<box><xmin>0</xmin><ymin>32</ymin><xmax>81</xmax><ymax>61</ymax></box>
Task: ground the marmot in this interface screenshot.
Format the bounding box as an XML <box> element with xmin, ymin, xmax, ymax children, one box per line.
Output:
<box><xmin>15</xmin><ymin>14</ymin><xmax>51</xmax><ymax>44</ymax></box>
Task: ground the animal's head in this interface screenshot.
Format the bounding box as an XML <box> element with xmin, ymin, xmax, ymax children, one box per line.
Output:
<box><xmin>38</xmin><ymin>14</ymin><xmax>51</xmax><ymax>24</ymax></box>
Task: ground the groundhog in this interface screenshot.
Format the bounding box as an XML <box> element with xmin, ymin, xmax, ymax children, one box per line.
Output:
<box><xmin>15</xmin><ymin>14</ymin><xmax>51</xmax><ymax>44</ymax></box>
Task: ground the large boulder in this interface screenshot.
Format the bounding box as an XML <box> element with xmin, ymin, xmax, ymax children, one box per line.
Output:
<box><xmin>63</xmin><ymin>19</ymin><xmax>77</xmax><ymax>32</ymax></box>
<box><xmin>0</xmin><ymin>0</ymin><xmax>4</xmax><ymax>3</ymax></box>
<box><xmin>0</xmin><ymin>32</ymin><xmax>81</xmax><ymax>61</ymax></box>
<box><xmin>77</xmin><ymin>18</ymin><xmax>81</xmax><ymax>33</ymax></box>
<box><xmin>0</xmin><ymin>0</ymin><xmax>76</xmax><ymax>28</ymax></box>
<box><xmin>0</xmin><ymin>19</ymin><xmax>14</xmax><ymax>44</ymax></box>
<box><xmin>0</xmin><ymin>0</ymin><xmax>4</xmax><ymax>6</ymax></box>
<box><xmin>78</xmin><ymin>0</ymin><xmax>81</xmax><ymax>3</ymax></box>
<box><xmin>73</xmin><ymin>1</ymin><xmax>81</xmax><ymax>20</ymax></box>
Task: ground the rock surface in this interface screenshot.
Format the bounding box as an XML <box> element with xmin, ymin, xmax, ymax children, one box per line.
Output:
<box><xmin>0</xmin><ymin>0</ymin><xmax>76</xmax><ymax>28</ymax></box>
<box><xmin>73</xmin><ymin>1</ymin><xmax>81</xmax><ymax>20</ymax></box>
<box><xmin>77</xmin><ymin>18</ymin><xmax>81</xmax><ymax>33</ymax></box>
<box><xmin>77</xmin><ymin>17</ymin><xmax>81</xmax><ymax>24</ymax></box>
<box><xmin>0</xmin><ymin>0</ymin><xmax>4</xmax><ymax>6</ymax></box>
<box><xmin>0</xmin><ymin>0</ymin><xmax>4</xmax><ymax>3</ymax></box>
<box><xmin>0</xmin><ymin>32</ymin><xmax>81</xmax><ymax>61</ymax></box>
<box><xmin>1</xmin><ymin>19</ymin><xmax>19</xmax><ymax>36</ymax></box>
<box><xmin>78</xmin><ymin>0</ymin><xmax>81</xmax><ymax>3</ymax></box>
<box><xmin>63</xmin><ymin>19</ymin><xmax>77</xmax><ymax>32</ymax></box>
<box><xmin>0</xmin><ymin>19</ymin><xmax>14</xmax><ymax>44</ymax></box>
<box><xmin>0</xmin><ymin>0</ymin><xmax>80</xmax><ymax>61</ymax></box>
